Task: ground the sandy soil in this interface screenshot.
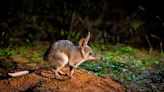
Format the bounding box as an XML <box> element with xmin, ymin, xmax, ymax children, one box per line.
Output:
<box><xmin>0</xmin><ymin>67</ymin><xmax>125</xmax><ymax>92</ymax></box>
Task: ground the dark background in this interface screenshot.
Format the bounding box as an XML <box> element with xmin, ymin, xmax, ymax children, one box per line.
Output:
<box><xmin>0</xmin><ymin>0</ymin><xmax>164</xmax><ymax>51</ymax></box>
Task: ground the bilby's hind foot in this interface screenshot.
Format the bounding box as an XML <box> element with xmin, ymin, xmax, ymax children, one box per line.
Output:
<box><xmin>52</xmin><ymin>69</ymin><xmax>62</xmax><ymax>79</ymax></box>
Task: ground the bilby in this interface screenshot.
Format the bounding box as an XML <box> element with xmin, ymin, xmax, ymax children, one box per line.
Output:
<box><xmin>8</xmin><ymin>32</ymin><xmax>100</xmax><ymax>79</ymax></box>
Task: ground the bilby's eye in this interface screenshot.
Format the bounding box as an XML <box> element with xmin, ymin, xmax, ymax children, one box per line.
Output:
<box><xmin>89</xmin><ymin>53</ymin><xmax>92</xmax><ymax>55</ymax></box>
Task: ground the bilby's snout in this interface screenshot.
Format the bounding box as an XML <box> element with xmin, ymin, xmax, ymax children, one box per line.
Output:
<box><xmin>88</xmin><ymin>53</ymin><xmax>101</xmax><ymax>61</ymax></box>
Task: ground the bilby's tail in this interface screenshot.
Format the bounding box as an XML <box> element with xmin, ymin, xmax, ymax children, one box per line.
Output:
<box><xmin>8</xmin><ymin>60</ymin><xmax>45</xmax><ymax>77</ymax></box>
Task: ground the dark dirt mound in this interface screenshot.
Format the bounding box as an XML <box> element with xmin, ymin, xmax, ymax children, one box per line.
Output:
<box><xmin>0</xmin><ymin>68</ymin><xmax>125</xmax><ymax>92</ymax></box>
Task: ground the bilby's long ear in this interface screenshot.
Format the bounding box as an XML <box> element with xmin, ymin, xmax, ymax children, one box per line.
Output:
<box><xmin>85</xmin><ymin>32</ymin><xmax>90</xmax><ymax>44</ymax></box>
<box><xmin>79</xmin><ymin>38</ymin><xmax>86</xmax><ymax>47</ymax></box>
<box><xmin>79</xmin><ymin>32</ymin><xmax>90</xmax><ymax>47</ymax></box>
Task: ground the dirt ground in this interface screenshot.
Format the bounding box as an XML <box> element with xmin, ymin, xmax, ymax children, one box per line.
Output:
<box><xmin>0</xmin><ymin>67</ymin><xmax>125</xmax><ymax>92</ymax></box>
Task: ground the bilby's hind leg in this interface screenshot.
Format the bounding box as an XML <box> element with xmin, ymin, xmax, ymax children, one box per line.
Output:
<box><xmin>52</xmin><ymin>68</ymin><xmax>61</xmax><ymax>79</ymax></box>
<box><xmin>51</xmin><ymin>62</ymin><xmax>66</xmax><ymax>79</ymax></box>
<box><xmin>49</xmin><ymin>53</ymin><xmax>68</xmax><ymax>79</ymax></box>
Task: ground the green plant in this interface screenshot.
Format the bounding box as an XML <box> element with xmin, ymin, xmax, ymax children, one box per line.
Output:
<box><xmin>0</xmin><ymin>48</ymin><xmax>15</xmax><ymax>57</ymax></box>
<box><xmin>80</xmin><ymin>46</ymin><xmax>163</xmax><ymax>92</ymax></box>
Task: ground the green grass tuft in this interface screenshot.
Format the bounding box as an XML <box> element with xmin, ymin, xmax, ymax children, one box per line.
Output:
<box><xmin>80</xmin><ymin>46</ymin><xmax>164</xmax><ymax>91</ymax></box>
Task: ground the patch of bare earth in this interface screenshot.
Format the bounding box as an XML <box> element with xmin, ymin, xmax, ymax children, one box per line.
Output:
<box><xmin>0</xmin><ymin>68</ymin><xmax>125</xmax><ymax>92</ymax></box>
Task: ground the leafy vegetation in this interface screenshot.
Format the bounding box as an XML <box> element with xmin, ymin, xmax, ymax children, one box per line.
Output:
<box><xmin>0</xmin><ymin>48</ymin><xmax>15</xmax><ymax>57</ymax></box>
<box><xmin>80</xmin><ymin>46</ymin><xmax>164</xmax><ymax>92</ymax></box>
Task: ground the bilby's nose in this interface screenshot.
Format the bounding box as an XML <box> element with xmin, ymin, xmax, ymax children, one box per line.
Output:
<box><xmin>95</xmin><ymin>54</ymin><xmax>101</xmax><ymax>61</ymax></box>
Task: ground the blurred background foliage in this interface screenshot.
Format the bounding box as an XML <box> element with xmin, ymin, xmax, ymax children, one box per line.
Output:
<box><xmin>0</xmin><ymin>0</ymin><xmax>164</xmax><ymax>52</ymax></box>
